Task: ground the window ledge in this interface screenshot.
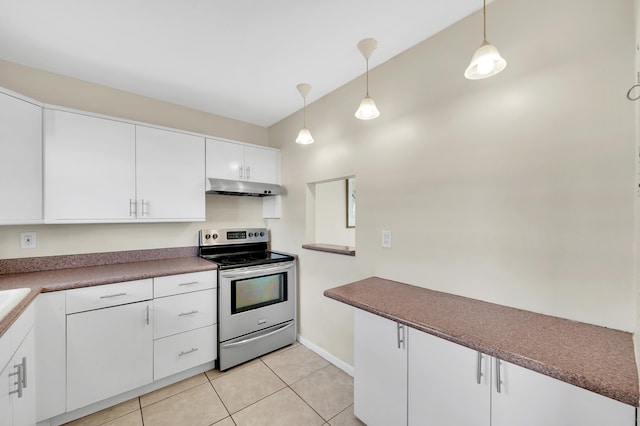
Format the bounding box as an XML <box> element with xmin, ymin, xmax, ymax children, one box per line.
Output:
<box><xmin>302</xmin><ymin>243</ymin><xmax>356</xmax><ymax>256</ymax></box>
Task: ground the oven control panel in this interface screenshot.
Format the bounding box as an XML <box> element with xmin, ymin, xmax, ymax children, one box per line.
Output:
<box><xmin>199</xmin><ymin>228</ymin><xmax>268</xmax><ymax>246</ymax></box>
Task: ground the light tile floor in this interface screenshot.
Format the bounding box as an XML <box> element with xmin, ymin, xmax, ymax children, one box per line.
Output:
<box><xmin>65</xmin><ymin>343</ymin><xmax>364</xmax><ymax>426</ymax></box>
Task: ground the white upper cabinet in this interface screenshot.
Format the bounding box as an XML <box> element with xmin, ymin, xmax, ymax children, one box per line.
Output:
<box><xmin>135</xmin><ymin>126</ymin><xmax>205</xmax><ymax>221</ymax></box>
<box><xmin>206</xmin><ymin>138</ymin><xmax>280</xmax><ymax>184</ymax></box>
<box><xmin>0</xmin><ymin>90</ymin><xmax>43</xmax><ymax>224</ymax></box>
<box><xmin>44</xmin><ymin>108</ymin><xmax>205</xmax><ymax>223</ymax></box>
<box><xmin>44</xmin><ymin>109</ymin><xmax>136</xmax><ymax>222</ymax></box>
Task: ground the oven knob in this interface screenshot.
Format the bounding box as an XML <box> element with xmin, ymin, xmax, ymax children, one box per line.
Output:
<box><xmin>212</xmin><ymin>233</ymin><xmax>218</xmax><ymax>240</ymax></box>
<box><xmin>260</xmin><ymin>232</ymin><xmax>265</xmax><ymax>237</ymax></box>
<box><xmin>204</xmin><ymin>234</ymin><xmax>211</xmax><ymax>239</ymax></box>
<box><xmin>249</xmin><ymin>232</ymin><xmax>254</xmax><ymax>237</ymax></box>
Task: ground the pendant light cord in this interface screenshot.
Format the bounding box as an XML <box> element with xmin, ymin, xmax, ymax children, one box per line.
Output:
<box><xmin>365</xmin><ymin>58</ymin><xmax>370</xmax><ymax>97</ymax></box>
<box><xmin>303</xmin><ymin>97</ymin><xmax>307</xmax><ymax>127</ymax></box>
<box><xmin>483</xmin><ymin>0</ymin><xmax>487</xmax><ymax>41</ymax></box>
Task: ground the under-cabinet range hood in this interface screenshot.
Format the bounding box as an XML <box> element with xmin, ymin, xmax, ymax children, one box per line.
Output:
<box><xmin>206</xmin><ymin>178</ymin><xmax>283</xmax><ymax>197</ymax></box>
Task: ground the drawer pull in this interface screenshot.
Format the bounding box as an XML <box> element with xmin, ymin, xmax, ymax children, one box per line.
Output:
<box><xmin>100</xmin><ymin>292</ymin><xmax>127</xmax><ymax>299</ymax></box>
<box><xmin>178</xmin><ymin>347</ymin><xmax>199</xmax><ymax>357</ymax></box>
<box><xmin>178</xmin><ymin>310</ymin><xmax>199</xmax><ymax>317</ymax></box>
<box><xmin>178</xmin><ymin>281</ymin><xmax>199</xmax><ymax>287</ymax></box>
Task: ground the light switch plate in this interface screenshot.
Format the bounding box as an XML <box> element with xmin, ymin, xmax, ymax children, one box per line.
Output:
<box><xmin>382</xmin><ymin>230</ymin><xmax>392</xmax><ymax>248</ymax></box>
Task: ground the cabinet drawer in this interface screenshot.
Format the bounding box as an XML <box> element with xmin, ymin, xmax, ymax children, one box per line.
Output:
<box><xmin>66</xmin><ymin>279</ymin><xmax>153</xmax><ymax>314</ymax></box>
<box><xmin>153</xmin><ymin>325</ymin><xmax>216</xmax><ymax>380</ymax></box>
<box><xmin>154</xmin><ymin>289</ymin><xmax>216</xmax><ymax>339</ymax></box>
<box><xmin>153</xmin><ymin>271</ymin><xmax>217</xmax><ymax>298</ymax></box>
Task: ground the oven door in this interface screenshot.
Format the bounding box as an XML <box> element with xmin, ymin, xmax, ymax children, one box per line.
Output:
<box><xmin>219</xmin><ymin>261</ymin><xmax>295</xmax><ymax>342</ymax></box>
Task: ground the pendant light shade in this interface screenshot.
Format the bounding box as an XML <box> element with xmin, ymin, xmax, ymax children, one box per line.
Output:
<box><xmin>464</xmin><ymin>0</ymin><xmax>506</xmax><ymax>80</ymax></box>
<box><xmin>295</xmin><ymin>83</ymin><xmax>314</xmax><ymax>145</ymax></box>
<box><xmin>355</xmin><ymin>38</ymin><xmax>380</xmax><ymax>120</ymax></box>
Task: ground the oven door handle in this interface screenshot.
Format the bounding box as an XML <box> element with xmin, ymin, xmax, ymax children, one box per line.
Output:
<box><xmin>221</xmin><ymin>263</ymin><xmax>294</xmax><ymax>279</ymax></box>
<box><xmin>221</xmin><ymin>322</ymin><xmax>294</xmax><ymax>348</ymax></box>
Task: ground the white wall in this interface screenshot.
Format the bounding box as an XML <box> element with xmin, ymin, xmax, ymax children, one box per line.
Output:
<box><xmin>268</xmin><ymin>0</ymin><xmax>636</xmax><ymax>366</ymax></box>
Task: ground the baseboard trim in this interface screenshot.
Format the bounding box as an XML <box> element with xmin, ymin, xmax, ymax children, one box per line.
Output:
<box><xmin>297</xmin><ymin>334</ymin><xmax>354</xmax><ymax>377</ymax></box>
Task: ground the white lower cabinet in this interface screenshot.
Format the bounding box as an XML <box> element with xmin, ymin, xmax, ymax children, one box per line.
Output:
<box><xmin>491</xmin><ymin>357</ymin><xmax>635</xmax><ymax>426</ymax></box>
<box><xmin>154</xmin><ymin>325</ymin><xmax>217</xmax><ymax>380</ymax></box>
<box><xmin>152</xmin><ymin>273</ymin><xmax>217</xmax><ymax>381</ymax></box>
<box><xmin>354</xmin><ymin>309</ymin><xmax>407</xmax><ymax>426</ymax></box>
<box><xmin>408</xmin><ymin>329</ymin><xmax>635</xmax><ymax>426</ymax></box>
<box><xmin>1</xmin><ymin>306</ymin><xmax>36</xmax><ymax>426</ymax></box>
<box><xmin>66</xmin><ymin>300</ymin><xmax>153</xmax><ymax>411</ymax></box>
<box><xmin>408</xmin><ymin>328</ymin><xmax>490</xmax><ymax>426</ymax></box>
<box><xmin>355</xmin><ymin>310</ymin><xmax>635</xmax><ymax>426</ymax></box>
<box><xmin>35</xmin><ymin>292</ymin><xmax>66</xmax><ymax>422</ymax></box>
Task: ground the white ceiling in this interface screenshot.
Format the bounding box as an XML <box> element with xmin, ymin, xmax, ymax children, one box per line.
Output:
<box><xmin>0</xmin><ymin>0</ymin><xmax>487</xmax><ymax>127</ymax></box>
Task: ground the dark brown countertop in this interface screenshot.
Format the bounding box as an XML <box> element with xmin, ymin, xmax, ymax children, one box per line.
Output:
<box><xmin>324</xmin><ymin>276</ymin><xmax>639</xmax><ymax>407</ymax></box>
<box><xmin>0</xmin><ymin>256</ymin><xmax>216</xmax><ymax>338</ymax></box>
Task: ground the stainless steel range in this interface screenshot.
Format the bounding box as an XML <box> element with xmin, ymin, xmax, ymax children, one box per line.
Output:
<box><xmin>198</xmin><ymin>228</ymin><xmax>296</xmax><ymax>371</ymax></box>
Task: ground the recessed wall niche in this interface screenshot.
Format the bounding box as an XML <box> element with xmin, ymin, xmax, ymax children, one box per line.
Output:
<box><xmin>303</xmin><ymin>177</ymin><xmax>356</xmax><ymax>256</ymax></box>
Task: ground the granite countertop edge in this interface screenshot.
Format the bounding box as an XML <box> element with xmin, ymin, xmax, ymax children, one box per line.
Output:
<box><xmin>0</xmin><ymin>256</ymin><xmax>217</xmax><ymax>338</ymax></box>
<box><xmin>324</xmin><ymin>276</ymin><xmax>640</xmax><ymax>408</ymax></box>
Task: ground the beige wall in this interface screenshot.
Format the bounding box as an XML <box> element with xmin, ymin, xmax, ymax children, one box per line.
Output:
<box><xmin>315</xmin><ymin>179</ymin><xmax>356</xmax><ymax>247</ymax></box>
<box><xmin>0</xmin><ymin>61</ymin><xmax>270</xmax><ymax>258</ymax></box>
<box><xmin>268</xmin><ymin>0</ymin><xmax>636</xmax><ymax>366</ymax></box>
<box><xmin>0</xmin><ymin>60</ymin><xmax>268</xmax><ymax>146</ymax></box>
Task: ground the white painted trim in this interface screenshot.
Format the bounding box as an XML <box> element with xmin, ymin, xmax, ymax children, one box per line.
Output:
<box><xmin>297</xmin><ymin>334</ymin><xmax>354</xmax><ymax>377</ymax></box>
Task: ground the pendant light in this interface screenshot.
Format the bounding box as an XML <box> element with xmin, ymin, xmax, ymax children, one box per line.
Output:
<box><xmin>295</xmin><ymin>83</ymin><xmax>314</xmax><ymax>145</ymax></box>
<box><xmin>464</xmin><ymin>0</ymin><xmax>506</xmax><ymax>80</ymax></box>
<box><xmin>355</xmin><ymin>38</ymin><xmax>380</xmax><ymax>120</ymax></box>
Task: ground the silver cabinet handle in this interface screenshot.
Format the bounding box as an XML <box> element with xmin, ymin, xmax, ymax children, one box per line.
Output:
<box><xmin>178</xmin><ymin>348</ymin><xmax>199</xmax><ymax>357</ymax></box>
<box><xmin>21</xmin><ymin>357</ymin><xmax>27</xmax><ymax>389</ymax></box>
<box><xmin>396</xmin><ymin>323</ymin><xmax>405</xmax><ymax>349</ymax></box>
<box><xmin>141</xmin><ymin>199</ymin><xmax>148</xmax><ymax>216</ymax></box>
<box><xmin>100</xmin><ymin>292</ymin><xmax>127</xmax><ymax>299</ymax></box>
<box><xmin>495</xmin><ymin>358</ymin><xmax>502</xmax><ymax>393</ymax></box>
<box><xmin>178</xmin><ymin>310</ymin><xmax>199</xmax><ymax>317</ymax></box>
<box><xmin>9</xmin><ymin>362</ymin><xmax>23</xmax><ymax>398</ymax></box>
<box><xmin>246</xmin><ymin>166</ymin><xmax>251</xmax><ymax>180</ymax></box>
<box><xmin>239</xmin><ymin>166</ymin><xmax>243</xmax><ymax>180</ymax></box>
<box><xmin>222</xmin><ymin>322</ymin><xmax>293</xmax><ymax>348</ymax></box>
<box><xmin>476</xmin><ymin>352</ymin><xmax>483</xmax><ymax>384</ymax></box>
<box><xmin>178</xmin><ymin>281</ymin><xmax>199</xmax><ymax>287</ymax></box>
<box><xmin>222</xmin><ymin>263</ymin><xmax>293</xmax><ymax>279</ymax></box>
<box><xmin>129</xmin><ymin>198</ymin><xmax>136</xmax><ymax>216</ymax></box>
<box><xmin>146</xmin><ymin>305</ymin><xmax>150</xmax><ymax>325</ymax></box>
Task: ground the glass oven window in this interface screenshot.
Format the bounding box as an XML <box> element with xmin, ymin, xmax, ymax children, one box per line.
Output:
<box><xmin>231</xmin><ymin>272</ymin><xmax>287</xmax><ymax>314</ymax></box>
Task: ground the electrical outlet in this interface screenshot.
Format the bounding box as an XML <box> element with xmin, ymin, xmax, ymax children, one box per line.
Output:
<box><xmin>382</xmin><ymin>230</ymin><xmax>392</xmax><ymax>248</ymax></box>
<box><xmin>20</xmin><ymin>232</ymin><xmax>37</xmax><ymax>249</ymax></box>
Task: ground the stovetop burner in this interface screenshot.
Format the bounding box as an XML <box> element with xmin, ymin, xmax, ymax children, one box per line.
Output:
<box><xmin>198</xmin><ymin>228</ymin><xmax>294</xmax><ymax>269</ymax></box>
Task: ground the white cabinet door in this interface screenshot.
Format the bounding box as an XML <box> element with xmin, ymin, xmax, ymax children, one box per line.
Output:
<box><xmin>354</xmin><ymin>309</ymin><xmax>407</xmax><ymax>426</ymax></box>
<box><xmin>0</xmin><ymin>91</ymin><xmax>42</xmax><ymax>224</ymax></box>
<box><xmin>66</xmin><ymin>300</ymin><xmax>153</xmax><ymax>411</ymax></box>
<box><xmin>244</xmin><ymin>146</ymin><xmax>279</xmax><ymax>184</ymax></box>
<box><xmin>206</xmin><ymin>138</ymin><xmax>245</xmax><ymax>181</ymax></box>
<box><xmin>35</xmin><ymin>292</ymin><xmax>66</xmax><ymax>422</ymax></box>
<box><xmin>492</xmin><ymin>359</ymin><xmax>634</xmax><ymax>426</ymax></box>
<box><xmin>44</xmin><ymin>109</ymin><xmax>136</xmax><ymax>222</ymax></box>
<box><xmin>135</xmin><ymin>126</ymin><xmax>205</xmax><ymax>221</ymax></box>
<box><xmin>408</xmin><ymin>328</ymin><xmax>490</xmax><ymax>426</ymax></box>
<box><xmin>9</xmin><ymin>327</ymin><xmax>35</xmax><ymax>426</ymax></box>
<box><xmin>206</xmin><ymin>138</ymin><xmax>280</xmax><ymax>184</ymax></box>
<box><xmin>0</xmin><ymin>359</ymin><xmax>10</xmax><ymax>426</ymax></box>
